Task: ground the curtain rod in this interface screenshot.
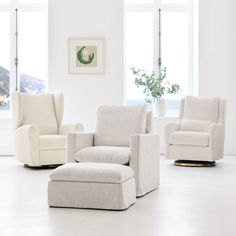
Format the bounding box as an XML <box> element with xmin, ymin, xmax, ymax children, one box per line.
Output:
<box><xmin>15</xmin><ymin>8</ymin><xmax>18</xmax><ymax>91</ymax></box>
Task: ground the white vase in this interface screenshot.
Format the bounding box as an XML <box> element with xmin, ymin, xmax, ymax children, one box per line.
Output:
<box><xmin>155</xmin><ymin>99</ymin><xmax>167</xmax><ymax>117</ymax></box>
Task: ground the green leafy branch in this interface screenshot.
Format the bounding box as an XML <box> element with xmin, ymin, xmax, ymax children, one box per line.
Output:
<box><xmin>131</xmin><ymin>67</ymin><xmax>181</xmax><ymax>103</ymax></box>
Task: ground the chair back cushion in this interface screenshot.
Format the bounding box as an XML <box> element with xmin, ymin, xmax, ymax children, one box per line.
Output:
<box><xmin>182</xmin><ymin>96</ymin><xmax>220</xmax><ymax>123</ymax></box>
<box><xmin>180</xmin><ymin>119</ymin><xmax>212</xmax><ymax>132</ymax></box>
<box><xmin>21</xmin><ymin>93</ymin><xmax>58</xmax><ymax>135</ymax></box>
<box><xmin>94</xmin><ymin>105</ymin><xmax>147</xmax><ymax>146</ymax></box>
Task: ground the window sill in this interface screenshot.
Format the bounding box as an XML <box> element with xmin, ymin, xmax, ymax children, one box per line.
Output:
<box><xmin>0</xmin><ymin>115</ymin><xmax>12</xmax><ymax>119</ymax></box>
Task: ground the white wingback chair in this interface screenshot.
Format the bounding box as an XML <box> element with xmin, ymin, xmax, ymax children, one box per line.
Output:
<box><xmin>67</xmin><ymin>105</ymin><xmax>160</xmax><ymax>197</ymax></box>
<box><xmin>12</xmin><ymin>92</ymin><xmax>84</xmax><ymax>167</ymax></box>
<box><xmin>165</xmin><ymin>96</ymin><xmax>226</xmax><ymax>162</ymax></box>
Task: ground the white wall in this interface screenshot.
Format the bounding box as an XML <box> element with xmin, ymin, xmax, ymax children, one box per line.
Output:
<box><xmin>48</xmin><ymin>0</ymin><xmax>124</xmax><ymax>131</ymax></box>
<box><xmin>48</xmin><ymin>0</ymin><xmax>236</xmax><ymax>154</ymax></box>
<box><xmin>199</xmin><ymin>0</ymin><xmax>236</xmax><ymax>154</ymax></box>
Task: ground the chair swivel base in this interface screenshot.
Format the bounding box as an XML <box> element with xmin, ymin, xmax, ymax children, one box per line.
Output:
<box><xmin>24</xmin><ymin>164</ymin><xmax>62</xmax><ymax>169</ymax></box>
<box><xmin>174</xmin><ymin>160</ymin><xmax>215</xmax><ymax>167</ymax></box>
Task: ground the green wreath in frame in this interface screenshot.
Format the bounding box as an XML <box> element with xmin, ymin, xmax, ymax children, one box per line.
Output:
<box><xmin>77</xmin><ymin>46</ymin><xmax>95</xmax><ymax>65</ymax></box>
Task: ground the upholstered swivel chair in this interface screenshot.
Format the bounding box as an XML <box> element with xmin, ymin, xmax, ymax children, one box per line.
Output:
<box><xmin>165</xmin><ymin>96</ymin><xmax>226</xmax><ymax>166</ymax></box>
<box><xmin>67</xmin><ymin>105</ymin><xmax>160</xmax><ymax>197</ymax></box>
<box><xmin>12</xmin><ymin>92</ymin><xmax>84</xmax><ymax>167</ymax></box>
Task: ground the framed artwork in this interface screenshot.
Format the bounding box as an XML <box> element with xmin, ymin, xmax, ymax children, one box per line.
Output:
<box><xmin>68</xmin><ymin>38</ymin><xmax>105</xmax><ymax>75</ymax></box>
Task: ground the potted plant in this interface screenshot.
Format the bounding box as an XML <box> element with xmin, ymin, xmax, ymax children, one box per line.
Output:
<box><xmin>131</xmin><ymin>67</ymin><xmax>180</xmax><ymax>117</ymax></box>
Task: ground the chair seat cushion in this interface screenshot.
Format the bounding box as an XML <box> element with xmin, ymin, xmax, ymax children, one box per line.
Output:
<box><xmin>75</xmin><ymin>146</ymin><xmax>130</xmax><ymax>165</ymax></box>
<box><xmin>169</xmin><ymin>131</ymin><xmax>209</xmax><ymax>147</ymax></box>
<box><xmin>39</xmin><ymin>135</ymin><xmax>66</xmax><ymax>150</ymax></box>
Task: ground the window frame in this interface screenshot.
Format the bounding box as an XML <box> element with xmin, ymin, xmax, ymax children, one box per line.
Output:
<box><xmin>0</xmin><ymin>0</ymin><xmax>48</xmax><ymax>116</ymax></box>
<box><xmin>124</xmin><ymin>0</ymin><xmax>198</xmax><ymax>112</ymax></box>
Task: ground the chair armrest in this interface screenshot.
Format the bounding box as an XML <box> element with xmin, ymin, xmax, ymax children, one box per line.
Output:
<box><xmin>208</xmin><ymin>123</ymin><xmax>225</xmax><ymax>160</ymax></box>
<box><xmin>59</xmin><ymin>123</ymin><xmax>84</xmax><ymax>135</ymax></box>
<box><xmin>165</xmin><ymin>122</ymin><xmax>181</xmax><ymax>139</ymax></box>
<box><xmin>164</xmin><ymin>122</ymin><xmax>181</xmax><ymax>158</ymax></box>
<box><xmin>130</xmin><ymin>133</ymin><xmax>160</xmax><ymax>197</ymax></box>
<box><xmin>15</xmin><ymin>125</ymin><xmax>40</xmax><ymax>166</ymax></box>
<box><xmin>67</xmin><ymin>132</ymin><xmax>94</xmax><ymax>163</ymax></box>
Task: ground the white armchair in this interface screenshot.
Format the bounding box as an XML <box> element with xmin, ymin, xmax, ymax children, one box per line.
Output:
<box><xmin>67</xmin><ymin>105</ymin><xmax>160</xmax><ymax>197</ymax></box>
<box><xmin>165</xmin><ymin>96</ymin><xmax>226</xmax><ymax>165</ymax></box>
<box><xmin>12</xmin><ymin>92</ymin><xmax>84</xmax><ymax>167</ymax></box>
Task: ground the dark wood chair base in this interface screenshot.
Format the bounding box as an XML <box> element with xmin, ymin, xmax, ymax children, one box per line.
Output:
<box><xmin>174</xmin><ymin>160</ymin><xmax>216</xmax><ymax>167</ymax></box>
<box><xmin>24</xmin><ymin>164</ymin><xmax>62</xmax><ymax>169</ymax></box>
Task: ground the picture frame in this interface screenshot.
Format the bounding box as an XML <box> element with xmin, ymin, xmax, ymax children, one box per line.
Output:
<box><xmin>68</xmin><ymin>37</ymin><xmax>105</xmax><ymax>75</ymax></box>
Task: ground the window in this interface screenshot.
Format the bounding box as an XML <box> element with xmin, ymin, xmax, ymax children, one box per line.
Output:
<box><xmin>125</xmin><ymin>0</ymin><xmax>198</xmax><ymax>115</ymax></box>
<box><xmin>0</xmin><ymin>0</ymin><xmax>47</xmax><ymax>112</ymax></box>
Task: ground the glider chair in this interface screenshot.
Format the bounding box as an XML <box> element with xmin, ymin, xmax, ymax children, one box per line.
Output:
<box><xmin>165</xmin><ymin>96</ymin><xmax>226</xmax><ymax>167</ymax></box>
<box><xmin>67</xmin><ymin>105</ymin><xmax>160</xmax><ymax>197</ymax></box>
<box><xmin>12</xmin><ymin>92</ymin><xmax>84</xmax><ymax>167</ymax></box>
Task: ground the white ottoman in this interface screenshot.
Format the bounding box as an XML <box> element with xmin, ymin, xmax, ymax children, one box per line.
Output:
<box><xmin>48</xmin><ymin>163</ymin><xmax>136</xmax><ymax>210</ymax></box>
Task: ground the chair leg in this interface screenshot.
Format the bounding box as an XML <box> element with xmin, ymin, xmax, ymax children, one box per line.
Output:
<box><xmin>174</xmin><ymin>160</ymin><xmax>215</xmax><ymax>167</ymax></box>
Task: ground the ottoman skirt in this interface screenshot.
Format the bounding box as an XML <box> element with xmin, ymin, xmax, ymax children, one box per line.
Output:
<box><xmin>48</xmin><ymin>163</ymin><xmax>136</xmax><ymax>210</ymax></box>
